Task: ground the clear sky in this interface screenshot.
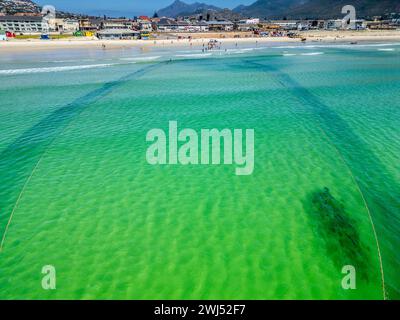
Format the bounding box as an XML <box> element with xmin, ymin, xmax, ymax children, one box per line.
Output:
<box><xmin>35</xmin><ymin>0</ymin><xmax>256</xmax><ymax>17</ymax></box>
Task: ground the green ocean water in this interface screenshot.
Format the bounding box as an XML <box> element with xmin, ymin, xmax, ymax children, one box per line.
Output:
<box><xmin>0</xmin><ymin>43</ymin><xmax>399</xmax><ymax>299</ymax></box>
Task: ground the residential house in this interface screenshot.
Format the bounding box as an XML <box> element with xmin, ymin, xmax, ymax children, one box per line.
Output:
<box><xmin>63</xmin><ymin>19</ymin><xmax>80</xmax><ymax>32</ymax></box>
<box><xmin>137</xmin><ymin>16</ymin><xmax>153</xmax><ymax>31</ymax></box>
<box><xmin>48</xmin><ymin>18</ymin><xmax>79</xmax><ymax>32</ymax></box>
<box><xmin>79</xmin><ymin>18</ymin><xmax>102</xmax><ymax>32</ymax></box>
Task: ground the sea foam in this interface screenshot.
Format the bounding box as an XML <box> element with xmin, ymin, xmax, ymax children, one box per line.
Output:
<box><xmin>0</xmin><ymin>63</ymin><xmax>118</xmax><ymax>75</ymax></box>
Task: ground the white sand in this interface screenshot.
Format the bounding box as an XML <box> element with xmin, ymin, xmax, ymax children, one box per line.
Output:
<box><xmin>0</xmin><ymin>30</ymin><xmax>399</xmax><ymax>52</ymax></box>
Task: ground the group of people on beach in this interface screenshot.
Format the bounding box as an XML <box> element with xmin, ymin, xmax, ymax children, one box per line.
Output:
<box><xmin>201</xmin><ymin>40</ymin><xmax>222</xmax><ymax>52</ymax></box>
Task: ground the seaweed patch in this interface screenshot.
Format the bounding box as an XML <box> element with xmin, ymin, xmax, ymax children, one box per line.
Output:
<box><xmin>309</xmin><ymin>187</ymin><xmax>369</xmax><ymax>280</ymax></box>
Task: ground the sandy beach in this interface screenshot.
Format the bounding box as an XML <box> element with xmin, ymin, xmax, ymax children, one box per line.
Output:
<box><xmin>0</xmin><ymin>30</ymin><xmax>399</xmax><ymax>52</ymax></box>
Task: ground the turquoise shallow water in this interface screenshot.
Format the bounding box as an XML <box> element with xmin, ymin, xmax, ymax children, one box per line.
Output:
<box><xmin>0</xmin><ymin>42</ymin><xmax>399</xmax><ymax>299</ymax></box>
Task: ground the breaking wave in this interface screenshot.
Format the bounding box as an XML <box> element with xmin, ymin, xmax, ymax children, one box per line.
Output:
<box><xmin>0</xmin><ymin>63</ymin><xmax>120</xmax><ymax>75</ymax></box>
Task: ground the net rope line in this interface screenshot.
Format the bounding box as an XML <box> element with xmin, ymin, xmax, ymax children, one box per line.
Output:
<box><xmin>0</xmin><ymin>62</ymin><xmax>165</xmax><ymax>253</ymax></box>
<box><xmin>315</xmin><ymin>124</ymin><xmax>387</xmax><ymax>300</ymax></box>
<box><xmin>243</xmin><ymin>59</ymin><xmax>387</xmax><ymax>300</ymax></box>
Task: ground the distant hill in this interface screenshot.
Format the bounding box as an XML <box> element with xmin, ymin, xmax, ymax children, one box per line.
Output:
<box><xmin>235</xmin><ymin>0</ymin><xmax>400</xmax><ymax>19</ymax></box>
<box><xmin>233</xmin><ymin>0</ymin><xmax>302</xmax><ymax>18</ymax></box>
<box><xmin>0</xmin><ymin>0</ymin><xmax>98</xmax><ymax>18</ymax></box>
<box><xmin>0</xmin><ymin>0</ymin><xmax>40</xmax><ymax>14</ymax></box>
<box><xmin>157</xmin><ymin>0</ymin><xmax>222</xmax><ymax>18</ymax></box>
<box><xmin>283</xmin><ymin>0</ymin><xmax>400</xmax><ymax>19</ymax></box>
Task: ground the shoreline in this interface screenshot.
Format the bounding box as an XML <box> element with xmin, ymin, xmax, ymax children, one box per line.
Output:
<box><xmin>0</xmin><ymin>30</ymin><xmax>399</xmax><ymax>52</ymax></box>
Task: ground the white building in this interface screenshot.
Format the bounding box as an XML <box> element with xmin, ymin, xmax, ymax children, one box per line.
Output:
<box><xmin>156</xmin><ymin>19</ymin><xmax>209</xmax><ymax>32</ymax></box>
<box><xmin>194</xmin><ymin>21</ymin><xmax>209</xmax><ymax>32</ymax></box>
<box><xmin>102</xmin><ymin>19</ymin><xmax>133</xmax><ymax>30</ymax></box>
<box><xmin>239</xmin><ymin>18</ymin><xmax>259</xmax><ymax>25</ymax></box>
<box><xmin>206</xmin><ymin>20</ymin><xmax>234</xmax><ymax>32</ymax></box>
<box><xmin>157</xmin><ymin>18</ymin><xmax>178</xmax><ymax>32</ymax></box>
<box><xmin>326</xmin><ymin>19</ymin><xmax>365</xmax><ymax>30</ymax></box>
<box><xmin>97</xmin><ymin>29</ymin><xmax>140</xmax><ymax>40</ymax></box>
<box><xmin>48</xmin><ymin>18</ymin><xmax>79</xmax><ymax>32</ymax></box>
<box><xmin>237</xmin><ymin>18</ymin><xmax>260</xmax><ymax>31</ymax></box>
<box><xmin>0</xmin><ymin>15</ymin><xmax>48</xmax><ymax>33</ymax></box>
<box><xmin>138</xmin><ymin>18</ymin><xmax>153</xmax><ymax>31</ymax></box>
<box><xmin>271</xmin><ymin>20</ymin><xmax>299</xmax><ymax>30</ymax></box>
<box><xmin>63</xmin><ymin>19</ymin><xmax>79</xmax><ymax>32</ymax></box>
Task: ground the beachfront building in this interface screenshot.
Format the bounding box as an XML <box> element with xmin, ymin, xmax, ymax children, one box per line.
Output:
<box><xmin>393</xmin><ymin>19</ymin><xmax>400</xmax><ymax>27</ymax></box>
<box><xmin>342</xmin><ymin>19</ymin><xmax>366</xmax><ymax>30</ymax></box>
<box><xmin>237</xmin><ymin>18</ymin><xmax>260</xmax><ymax>31</ymax></box>
<box><xmin>156</xmin><ymin>18</ymin><xmax>209</xmax><ymax>32</ymax></box>
<box><xmin>0</xmin><ymin>15</ymin><xmax>48</xmax><ymax>34</ymax></box>
<box><xmin>47</xmin><ymin>18</ymin><xmax>63</xmax><ymax>32</ymax></box>
<box><xmin>48</xmin><ymin>18</ymin><xmax>79</xmax><ymax>33</ymax></box>
<box><xmin>298</xmin><ymin>20</ymin><xmax>326</xmax><ymax>30</ymax></box>
<box><xmin>137</xmin><ymin>16</ymin><xmax>153</xmax><ymax>32</ymax></box>
<box><xmin>182</xmin><ymin>21</ymin><xmax>209</xmax><ymax>32</ymax></box>
<box><xmin>177</xmin><ymin>20</ymin><xmax>208</xmax><ymax>32</ymax></box>
<box><xmin>195</xmin><ymin>21</ymin><xmax>209</xmax><ymax>32</ymax></box>
<box><xmin>354</xmin><ymin>19</ymin><xmax>367</xmax><ymax>30</ymax></box>
<box><xmin>79</xmin><ymin>18</ymin><xmax>103</xmax><ymax>32</ymax></box>
<box><xmin>97</xmin><ymin>29</ymin><xmax>140</xmax><ymax>40</ymax></box>
<box><xmin>206</xmin><ymin>20</ymin><xmax>234</xmax><ymax>32</ymax></box>
<box><xmin>102</xmin><ymin>19</ymin><xmax>133</xmax><ymax>30</ymax></box>
<box><xmin>156</xmin><ymin>18</ymin><xmax>178</xmax><ymax>32</ymax></box>
<box><xmin>139</xmin><ymin>20</ymin><xmax>153</xmax><ymax>31</ymax></box>
<box><xmin>258</xmin><ymin>21</ymin><xmax>282</xmax><ymax>31</ymax></box>
<box><xmin>325</xmin><ymin>19</ymin><xmax>343</xmax><ymax>30</ymax></box>
<box><xmin>270</xmin><ymin>20</ymin><xmax>299</xmax><ymax>30</ymax></box>
<box><xmin>175</xmin><ymin>20</ymin><xmax>189</xmax><ymax>32</ymax></box>
<box><xmin>326</xmin><ymin>19</ymin><xmax>366</xmax><ymax>30</ymax></box>
<box><xmin>365</xmin><ymin>20</ymin><xmax>395</xmax><ymax>30</ymax></box>
<box><xmin>62</xmin><ymin>19</ymin><xmax>80</xmax><ymax>32</ymax></box>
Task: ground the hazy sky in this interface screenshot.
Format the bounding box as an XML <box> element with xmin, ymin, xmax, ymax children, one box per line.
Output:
<box><xmin>35</xmin><ymin>0</ymin><xmax>255</xmax><ymax>17</ymax></box>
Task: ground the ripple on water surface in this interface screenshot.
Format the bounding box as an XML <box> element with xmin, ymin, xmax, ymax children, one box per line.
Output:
<box><xmin>0</xmin><ymin>47</ymin><xmax>399</xmax><ymax>299</ymax></box>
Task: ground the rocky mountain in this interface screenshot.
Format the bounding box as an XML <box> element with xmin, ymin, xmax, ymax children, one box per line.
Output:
<box><xmin>233</xmin><ymin>0</ymin><xmax>301</xmax><ymax>18</ymax></box>
<box><xmin>192</xmin><ymin>8</ymin><xmax>243</xmax><ymax>21</ymax></box>
<box><xmin>0</xmin><ymin>0</ymin><xmax>40</xmax><ymax>14</ymax></box>
<box><xmin>157</xmin><ymin>0</ymin><xmax>222</xmax><ymax>18</ymax></box>
<box><xmin>234</xmin><ymin>0</ymin><xmax>400</xmax><ymax>19</ymax></box>
<box><xmin>282</xmin><ymin>0</ymin><xmax>400</xmax><ymax>19</ymax></box>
